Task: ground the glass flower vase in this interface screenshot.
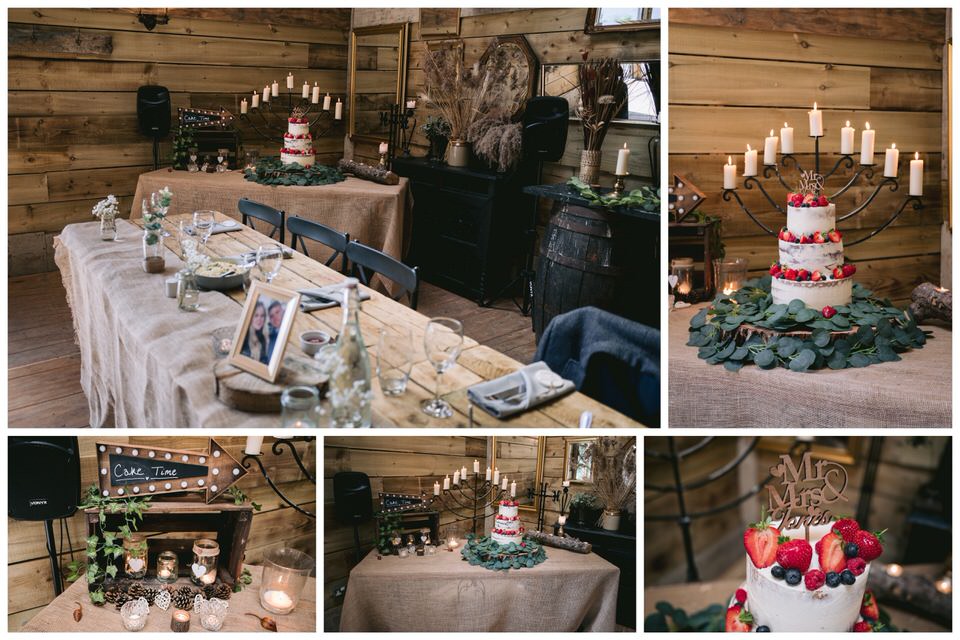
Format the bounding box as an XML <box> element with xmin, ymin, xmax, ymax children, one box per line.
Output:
<box><xmin>100</xmin><ymin>215</ymin><xmax>118</xmax><ymax>241</ymax></box>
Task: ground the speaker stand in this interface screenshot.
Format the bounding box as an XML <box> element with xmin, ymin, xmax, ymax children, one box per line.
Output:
<box><xmin>351</xmin><ymin>519</ymin><xmax>363</xmax><ymax>564</ymax></box>
<box><xmin>44</xmin><ymin>519</ymin><xmax>64</xmax><ymax>596</ymax></box>
<box><xmin>152</xmin><ymin>135</ymin><xmax>161</xmax><ymax>171</ymax></box>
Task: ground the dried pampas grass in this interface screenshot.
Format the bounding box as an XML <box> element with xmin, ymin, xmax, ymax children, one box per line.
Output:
<box><xmin>589</xmin><ymin>437</ymin><xmax>636</xmax><ymax>512</ymax></box>
<box><xmin>467</xmin><ymin>116</ymin><xmax>522</xmax><ymax>173</ymax></box>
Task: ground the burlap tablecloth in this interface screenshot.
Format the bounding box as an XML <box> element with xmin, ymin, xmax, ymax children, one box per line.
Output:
<box><xmin>669</xmin><ymin>304</ymin><xmax>951</xmax><ymax>427</ymax></box>
<box><xmin>54</xmin><ymin>220</ymin><xmax>277</xmax><ymax>428</ymax></box>
<box><xmin>131</xmin><ymin>169</ymin><xmax>412</xmax><ymax>263</ymax></box>
<box><xmin>339</xmin><ymin>547</ymin><xmax>620</xmax><ymax>632</ymax></box>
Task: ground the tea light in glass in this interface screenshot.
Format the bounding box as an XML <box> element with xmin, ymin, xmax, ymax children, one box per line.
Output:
<box><xmin>124</xmin><ymin>534</ymin><xmax>148</xmax><ymax>579</ymax></box>
<box><xmin>191</xmin><ymin>538</ymin><xmax>220</xmax><ymax>586</ymax></box>
<box><xmin>398</xmin><ymin>546</ymin><xmax>409</xmax><ymax>558</ymax></box>
<box><xmin>405</xmin><ymin>535</ymin><xmax>416</xmax><ymax>556</ymax></box>
<box><xmin>281</xmin><ymin>386</ymin><xmax>320</xmax><ymax>428</ymax></box>
<box><xmin>714</xmin><ymin>257</ymin><xmax>749</xmax><ymax>295</ymax></box>
<box><xmin>447</xmin><ymin>537</ymin><xmax>459</xmax><ymax>552</ymax></box>
<box><xmin>670</xmin><ymin>257</ymin><xmax>695</xmax><ymax>298</ymax></box>
<box><xmin>120</xmin><ymin>597</ymin><xmax>149</xmax><ymax>631</ymax></box>
<box><xmin>171</xmin><ymin>609</ymin><xmax>191</xmax><ymax>632</ymax></box>
<box><xmin>156</xmin><ymin>550</ymin><xmax>178</xmax><ymax>583</ymax></box>
<box><xmin>198</xmin><ymin>597</ymin><xmax>229</xmax><ymax>631</ymax></box>
<box><xmin>211</xmin><ymin>327</ymin><xmax>234</xmax><ymax>358</ymax></box>
<box><xmin>259</xmin><ymin>547</ymin><xmax>314</xmax><ymax>615</ymax></box>
<box><xmin>424</xmin><ymin>543</ymin><xmax>437</xmax><ymax>556</ymax></box>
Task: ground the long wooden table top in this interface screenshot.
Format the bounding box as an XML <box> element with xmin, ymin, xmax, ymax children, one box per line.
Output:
<box><xmin>132</xmin><ymin>212</ymin><xmax>641</xmax><ymax>427</ymax></box>
<box><xmin>22</xmin><ymin>564</ymin><xmax>315</xmax><ymax>632</ymax></box>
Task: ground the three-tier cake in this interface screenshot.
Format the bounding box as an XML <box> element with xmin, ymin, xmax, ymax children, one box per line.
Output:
<box><xmin>280</xmin><ymin>116</ymin><xmax>315</xmax><ymax>167</ymax></box>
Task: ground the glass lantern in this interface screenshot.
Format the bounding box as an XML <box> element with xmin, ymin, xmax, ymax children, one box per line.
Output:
<box><xmin>259</xmin><ymin>547</ymin><xmax>314</xmax><ymax>615</ymax></box>
<box><xmin>191</xmin><ymin>539</ymin><xmax>219</xmax><ymax>586</ymax></box>
<box><xmin>670</xmin><ymin>257</ymin><xmax>695</xmax><ymax>301</ymax></box>
<box><xmin>714</xmin><ymin>257</ymin><xmax>749</xmax><ymax>296</ymax></box>
<box><xmin>156</xmin><ymin>550</ymin><xmax>178</xmax><ymax>583</ymax></box>
<box><xmin>124</xmin><ymin>534</ymin><xmax>148</xmax><ymax>579</ymax></box>
<box><xmin>281</xmin><ymin>386</ymin><xmax>321</xmax><ymax>428</ymax></box>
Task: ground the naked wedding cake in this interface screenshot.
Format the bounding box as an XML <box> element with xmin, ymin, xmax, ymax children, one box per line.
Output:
<box><xmin>728</xmin><ymin>515</ymin><xmax>884</xmax><ymax>632</ymax></box>
<box><xmin>768</xmin><ymin>182</ymin><xmax>856</xmax><ymax>311</ymax></box>
<box><xmin>490</xmin><ymin>500</ymin><xmax>524</xmax><ymax>546</ymax></box>
<box><xmin>280</xmin><ymin>113</ymin><xmax>315</xmax><ymax>167</ymax></box>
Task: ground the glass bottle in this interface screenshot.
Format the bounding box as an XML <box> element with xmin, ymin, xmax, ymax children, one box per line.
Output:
<box><xmin>328</xmin><ymin>279</ymin><xmax>372</xmax><ymax>428</ymax></box>
<box><xmin>178</xmin><ymin>269</ymin><xmax>200</xmax><ymax>311</ymax></box>
<box><xmin>100</xmin><ymin>214</ymin><xmax>118</xmax><ymax>241</ymax></box>
<box><xmin>191</xmin><ymin>539</ymin><xmax>219</xmax><ymax>586</ymax></box>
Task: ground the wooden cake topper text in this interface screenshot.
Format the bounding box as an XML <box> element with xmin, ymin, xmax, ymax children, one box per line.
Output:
<box><xmin>766</xmin><ymin>452</ymin><xmax>848</xmax><ymax>530</ymax></box>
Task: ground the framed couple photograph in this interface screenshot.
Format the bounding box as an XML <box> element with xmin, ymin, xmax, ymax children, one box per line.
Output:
<box><xmin>228</xmin><ymin>281</ymin><xmax>301</xmax><ymax>382</ymax></box>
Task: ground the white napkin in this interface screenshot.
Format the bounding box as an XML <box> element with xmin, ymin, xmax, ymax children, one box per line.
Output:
<box><xmin>184</xmin><ymin>220</ymin><xmax>238</xmax><ymax>236</ymax></box>
<box><xmin>467</xmin><ymin>361</ymin><xmax>574</xmax><ymax>419</ymax></box>
<box><xmin>298</xmin><ymin>283</ymin><xmax>371</xmax><ymax>311</ymax></box>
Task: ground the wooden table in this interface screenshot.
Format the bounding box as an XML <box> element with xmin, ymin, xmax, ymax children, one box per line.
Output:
<box><xmin>56</xmin><ymin>213</ymin><xmax>638</xmax><ymax>427</ymax></box>
<box><xmin>669</xmin><ymin>303</ymin><xmax>951</xmax><ymax>427</ymax></box>
<box><xmin>23</xmin><ymin>565</ymin><xmax>315</xmax><ymax>632</ymax></box>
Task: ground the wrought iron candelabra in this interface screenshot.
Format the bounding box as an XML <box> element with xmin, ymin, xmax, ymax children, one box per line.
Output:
<box><xmin>378</xmin><ymin>103</ymin><xmax>417</xmax><ymax>166</ymax></box>
<box><xmin>241</xmin><ymin>437</ymin><xmax>316</xmax><ymax>519</ymax></box>
<box><xmin>237</xmin><ymin>89</ymin><xmax>340</xmax><ymax>145</ymax></box>
<box><xmin>722</xmin><ymin>131</ymin><xmax>923</xmax><ymax>246</ymax></box>
<box><xmin>428</xmin><ymin>472</ymin><xmax>507</xmax><ymax>535</ymax></box>
<box><xmin>527</xmin><ymin>482</ymin><xmax>570</xmax><ymax>533</ymax></box>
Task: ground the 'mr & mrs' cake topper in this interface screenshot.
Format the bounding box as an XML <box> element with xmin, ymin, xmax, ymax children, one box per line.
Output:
<box><xmin>766</xmin><ymin>451</ymin><xmax>849</xmax><ymax>536</ymax></box>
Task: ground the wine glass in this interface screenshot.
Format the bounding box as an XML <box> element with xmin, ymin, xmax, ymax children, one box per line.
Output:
<box><xmin>421</xmin><ymin>317</ymin><xmax>463</xmax><ymax>419</ymax></box>
<box><xmin>193</xmin><ymin>210</ymin><xmax>217</xmax><ymax>247</ymax></box>
<box><xmin>256</xmin><ymin>243</ymin><xmax>284</xmax><ymax>283</ymax></box>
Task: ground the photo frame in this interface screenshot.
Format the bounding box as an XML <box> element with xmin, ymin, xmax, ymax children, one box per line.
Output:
<box><xmin>228</xmin><ymin>281</ymin><xmax>300</xmax><ymax>383</ymax></box>
<box><xmin>419</xmin><ymin>8</ymin><xmax>460</xmax><ymax>38</ymax></box>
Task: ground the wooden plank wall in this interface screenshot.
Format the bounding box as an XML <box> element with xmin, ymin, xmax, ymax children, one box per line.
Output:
<box><xmin>645</xmin><ymin>436</ymin><xmax>948</xmax><ymax>586</ymax></box>
<box><xmin>669</xmin><ymin>9</ymin><xmax>948</xmax><ymax>305</ymax></box>
<box><xmin>7</xmin><ymin>436</ymin><xmax>316</xmax><ymax>631</ymax></box>
<box><xmin>8</xmin><ymin>8</ymin><xmax>351</xmax><ymax>275</ymax></box>
<box><xmin>349</xmin><ymin>8</ymin><xmax>660</xmax><ymax>193</ymax></box>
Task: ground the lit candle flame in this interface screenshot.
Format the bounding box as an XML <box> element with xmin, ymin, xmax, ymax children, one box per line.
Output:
<box><xmin>784</xmin><ymin>122</ymin><xmax>788</xmax><ymax>128</ymax></box>
<box><xmin>723</xmin><ymin>287</ymin><xmax>734</xmax><ymax>295</ymax></box>
<box><xmin>813</xmin><ymin>102</ymin><xmax>818</xmax><ymax>110</ymax></box>
<box><xmin>727</xmin><ymin>156</ymin><xmax>733</xmax><ymax>165</ymax></box>
<box><xmin>865</xmin><ymin>122</ymin><xmax>871</xmax><ymax>130</ymax></box>
<box><xmin>846</xmin><ymin>120</ymin><xmax>851</xmax><ymax>127</ymax></box>
<box><xmin>892</xmin><ymin>143</ymin><xmax>897</xmax><ymax>149</ymax></box>
<box><xmin>885</xmin><ymin>563</ymin><xmax>903</xmax><ymax>577</ymax></box>
<box><xmin>915</xmin><ymin>151</ymin><xmax>920</xmax><ymax>160</ymax></box>
<box><xmin>769</xmin><ymin>129</ymin><xmax>774</xmax><ymax>136</ymax></box>
<box><xmin>747</xmin><ymin>144</ymin><xmax>752</xmax><ymax>151</ymax></box>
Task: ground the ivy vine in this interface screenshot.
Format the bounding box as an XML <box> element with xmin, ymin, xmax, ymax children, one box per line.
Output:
<box><xmin>688</xmin><ymin>277</ymin><xmax>928</xmax><ymax>372</ymax></box>
<box><xmin>243</xmin><ymin>156</ymin><xmax>345</xmax><ymax>187</ymax></box>
<box><xmin>459</xmin><ymin>533</ymin><xmax>547</xmax><ymax>571</ymax></box>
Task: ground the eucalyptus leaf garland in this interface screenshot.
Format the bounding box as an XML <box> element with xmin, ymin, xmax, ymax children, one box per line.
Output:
<box><xmin>460</xmin><ymin>533</ymin><xmax>547</xmax><ymax>571</ymax></box>
<box><xmin>243</xmin><ymin>156</ymin><xmax>346</xmax><ymax>187</ymax></box>
<box><xmin>689</xmin><ymin>276</ymin><xmax>928</xmax><ymax>372</ymax></box>
<box><xmin>567</xmin><ymin>177</ymin><xmax>659</xmax><ymax>213</ymax></box>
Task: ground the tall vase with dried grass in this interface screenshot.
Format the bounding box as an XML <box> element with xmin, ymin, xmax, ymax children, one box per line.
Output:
<box><xmin>589</xmin><ymin>437</ymin><xmax>637</xmax><ymax>531</ymax></box>
<box><xmin>577</xmin><ymin>57</ymin><xmax>628</xmax><ymax>186</ymax></box>
<box><xmin>420</xmin><ymin>45</ymin><xmax>492</xmax><ymax>167</ymax></box>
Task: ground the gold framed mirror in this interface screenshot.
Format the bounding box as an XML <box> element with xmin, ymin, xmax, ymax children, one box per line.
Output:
<box><xmin>584</xmin><ymin>8</ymin><xmax>660</xmax><ymax>33</ymax></box>
<box><xmin>564</xmin><ymin>437</ymin><xmax>597</xmax><ymax>484</ymax></box>
<box><xmin>489</xmin><ymin>436</ymin><xmax>544</xmax><ymax>514</ymax></box>
<box><xmin>348</xmin><ymin>22</ymin><xmax>410</xmax><ymax>143</ymax></box>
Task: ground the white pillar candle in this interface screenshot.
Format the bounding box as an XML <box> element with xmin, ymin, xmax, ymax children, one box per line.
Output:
<box><xmin>743</xmin><ymin>144</ymin><xmax>758</xmax><ymax>177</ymax></box>
<box><xmin>615</xmin><ymin>142</ymin><xmax>630</xmax><ymax>175</ymax></box>
<box><xmin>808</xmin><ymin>102</ymin><xmax>823</xmax><ymax>137</ymax></box>
<box><xmin>311</xmin><ymin>83</ymin><xmax>320</xmax><ymax>104</ymax></box>
<box><xmin>460</xmin><ymin>465</ymin><xmax>467</xmax><ymax>479</ymax></box>
<box><xmin>493</xmin><ymin>468</ymin><xmax>499</xmax><ymax>485</ymax></box>
<box><xmin>240</xmin><ymin>99</ymin><xmax>248</xmax><ymax>114</ymax></box>
<box><xmin>262</xmin><ymin>86</ymin><xmax>271</xmax><ymax>103</ymax></box>
<box><xmin>443</xmin><ymin>476</ymin><xmax>450</xmax><ymax>490</ymax></box>
<box><xmin>334</xmin><ymin>98</ymin><xmax>343</xmax><ymax>120</ymax></box>
<box><xmin>510</xmin><ymin>481</ymin><xmax>517</xmax><ymax>498</ymax></box>
<box><xmin>485</xmin><ymin>467</ymin><xmax>491</xmax><ymax>481</ymax></box>
<box><xmin>762</xmin><ymin>130</ymin><xmax>778</xmax><ymax>165</ymax></box>
<box><xmin>860</xmin><ymin>122</ymin><xmax>875</xmax><ymax>165</ymax></box>
<box><xmin>558</xmin><ymin>515</ymin><xmax>567</xmax><ymax>525</ymax></box>
<box><xmin>323</xmin><ymin>93</ymin><xmax>331</xmax><ymax>111</ymax></box>
<box><xmin>840</xmin><ymin>120</ymin><xmax>855</xmax><ymax>155</ymax></box>
<box><xmin>244</xmin><ymin>436</ymin><xmax>263</xmax><ymax>456</ymax></box>
<box><xmin>406</xmin><ymin>99</ymin><xmax>416</xmax><ymax>109</ymax></box>
<box><xmin>252</xmin><ymin>91</ymin><xmax>260</xmax><ymax>109</ymax></box>
<box><xmin>287</xmin><ymin>73</ymin><xmax>294</xmax><ymax>90</ymax></box>
<box><xmin>262</xmin><ymin>590</ymin><xmax>294</xmax><ymax>613</ymax></box>
<box><xmin>473</xmin><ymin>459</ymin><xmax>479</xmax><ymax>474</ymax></box>
<box><xmin>909</xmin><ymin>152</ymin><xmax>923</xmax><ymax>196</ymax></box>
<box><xmin>562</xmin><ymin>480</ymin><xmax>570</xmax><ymax>488</ymax></box>
<box><xmin>453</xmin><ymin>470</ymin><xmax>460</xmax><ymax>485</ymax></box>
<box><xmin>302</xmin><ymin>82</ymin><xmax>309</xmax><ymax>99</ymax></box>
<box><xmin>501</xmin><ymin>477</ymin><xmax>508</xmax><ymax>491</ymax></box>
<box><xmin>883</xmin><ymin>143</ymin><xmax>899</xmax><ymax>177</ymax></box>
<box><xmin>433</xmin><ymin>481</ymin><xmax>440</xmax><ymax>496</ymax></box>
<box><xmin>780</xmin><ymin>122</ymin><xmax>794</xmax><ymax>154</ymax></box>
<box><xmin>271</xmin><ymin>80</ymin><xmax>279</xmax><ymax>97</ymax></box>
<box><xmin>379</xmin><ymin>141</ymin><xmax>388</xmax><ymax>155</ymax></box>
<box><xmin>723</xmin><ymin>156</ymin><xmax>737</xmax><ymax>189</ymax></box>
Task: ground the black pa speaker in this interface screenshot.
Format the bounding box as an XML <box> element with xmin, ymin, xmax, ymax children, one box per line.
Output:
<box><xmin>137</xmin><ymin>85</ymin><xmax>171</xmax><ymax>138</ymax></box>
<box><xmin>522</xmin><ymin>96</ymin><xmax>569</xmax><ymax>162</ymax></box>
<box><xmin>333</xmin><ymin>471</ymin><xmax>373</xmax><ymax>523</ymax></box>
<box><xmin>9</xmin><ymin>436</ymin><xmax>81</xmax><ymax>521</ymax></box>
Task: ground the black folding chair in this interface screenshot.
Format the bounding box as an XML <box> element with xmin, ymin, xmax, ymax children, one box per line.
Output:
<box><xmin>238</xmin><ymin>198</ymin><xmax>285</xmax><ymax>244</ymax></box>
<box><xmin>286</xmin><ymin>215</ymin><xmax>350</xmax><ymax>274</ymax></box>
<box><xmin>346</xmin><ymin>240</ymin><xmax>419</xmax><ymax>309</ymax></box>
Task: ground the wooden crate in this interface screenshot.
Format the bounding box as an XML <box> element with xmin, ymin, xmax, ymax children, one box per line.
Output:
<box><xmin>373</xmin><ymin>510</ymin><xmax>440</xmax><ymax>549</ymax></box>
<box><xmin>669</xmin><ymin>219</ymin><xmax>722</xmax><ymax>302</ymax></box>
<box><xmin>85</xmin><ymin>495</ymin><xmax>253</xmax><ymax>589</ymax></box>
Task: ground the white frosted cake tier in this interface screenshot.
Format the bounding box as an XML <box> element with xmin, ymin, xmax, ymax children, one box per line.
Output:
<box><xmin>743</xmin><ymin>523</ymin><xmax>869</xmax><ymax>632</ymax></box>
<box><xmin>280</xmin><ymin>151</ymin><xmax>315</xmax><ymax>167</ymax></box>
<box><xmin>786</xmin><ymin>204</ymin><xmax>836</xmax><ymax>237</ymax></box>
<box><xmin>495</xmin><ymin>517</ymin><xmax>520</xmax><ymax>530</ymax></box>
<box><xmin>283</xmin><ymin>137</ymin><xmax>313</xmax><ymax>152</ymax></box>
<box><xmin>778</xmin><ymin>240</ymin><xmax>845</xmax><ymax>273</ymax></box>
<box><xmin>288</xmin><ymin>122</ymin><xmax>310</xmax><ymax>136</ymax></box>
<box><xmin>771</xmin><ymin>276</ymin><xmax>852</xmax><ymax>309</ymax></box>
<box><xmin>498</xmin><ymin>504</ymin><xmax>519</xmax><ymax>518</ymax></box>
<box><xmin>491</xmin><ymin>531</ymin><xmax>524</xmax><ymax>546</ymax></box>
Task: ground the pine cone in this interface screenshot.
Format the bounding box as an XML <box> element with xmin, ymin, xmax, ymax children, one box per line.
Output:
<box><xmin>114</xmin><ymin>592</ymin><xmax>132</xmax><ymax>610</ymax></box>
<box><xmin>103</xmin><ymin>585</ymin><xmax>122</xmax><ymax>604</ymax></box>
<box><xmin>142</xmin><ymin>588</ymin><xmax>158</xmax><ymax>605</ymax></box>
<box><xmin>127</xmin><ymin>582</ymin><xmax>148</xmax><ymax>599</ymax></box>
<box><xmin>203</xmin><ymin>583</ymin><xmax>231</xmax><ymax>601</ymax></box>
<box><xmin>171</xmin><ymin>586</ymin><xmax>196</xmax><ymax>610</ymax></box>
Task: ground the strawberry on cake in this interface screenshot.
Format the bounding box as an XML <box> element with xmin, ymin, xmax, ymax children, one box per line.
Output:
<box><xmin>729</xmin><ymin>513</ymin><xmax>885</xmax><ymax>632</ymax></box>
<box><xmin>280</xmin><ymin>114</ymin><xmax>315</xmax><ymax>167</ymax></box>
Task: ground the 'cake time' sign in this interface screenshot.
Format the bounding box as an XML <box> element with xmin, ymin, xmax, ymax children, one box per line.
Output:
<box><xmin>766</xmin><ymin>451</ymin><xmax>849</xmax><ymax>530</ymax></box>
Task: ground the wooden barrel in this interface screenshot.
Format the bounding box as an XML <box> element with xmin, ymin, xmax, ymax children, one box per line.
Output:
<box><xmin>533</xmin><ymin>203</ymin><xmax>624</xmax><ymax>339</ymax></box>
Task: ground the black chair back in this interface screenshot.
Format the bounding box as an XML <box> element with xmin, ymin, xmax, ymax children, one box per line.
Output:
<box><xmin>346</xmin><ymin>240</ymin><xmax>419</xmax><ymax>309</ymax></box>
<box><xmin>238</xmin><ymin>198</ymin><xmax>285</xmax><ymax>243</ymax></box>
<box><xmin>286</xmin><ymin>216</ymin><xmax>350</xmax><ymax>273</ymax></box>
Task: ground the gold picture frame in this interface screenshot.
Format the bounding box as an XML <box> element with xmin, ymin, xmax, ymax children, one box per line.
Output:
<box><xmin>489</xmin><ymin>436</ymin><xmax>545</xmax><ymax>515</ymax></box>
<box><xmin>584</xmin><ymin>8</ymin><xmax>660</xmax><ymax>33</ymax></box>
<box><xmin>419</xmin><ymin>8</ymin><xmax>460</xmax><ymax>38</ymax></box>
<box><xmin>228</xmin><ymin>281</ymin><xmax>300</xmax><ymax>383</ymax></box>
<box><xmin>348</xmin><ymin>22</ymin><xmax>410</xmax><ymax>143</ymax></box>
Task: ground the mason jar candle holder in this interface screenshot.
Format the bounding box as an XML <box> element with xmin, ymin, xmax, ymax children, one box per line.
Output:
<box><xmin>156</xmin><ymin>550</ymin><xmax>178</xmax><ymax>583</ymax></box>
<box><xmin>670</xmin><ymin>257</ymin><xmax>695</xmax><ymax>301</ymax></box>
<box><xmin>124</xmin><ymin>534</ymin><xmax>148</xmax><ymax>579</ymax></box>
<box><xmin>191</xmin><ymin>539</ymin><xmax>219</xmax><ymax>586</ymax></box>
<box><xmin>714</xmin><ymin>257</ymin><xmax>749</xmax><ymax>296</ymax></box>
<box><xmin>120</xmin><ymin>598</ymin><xmax>149</xmax><ymax>631</ymax></box>
<box><xmin>259</xmin><ymin>547</ymin><xmax>314</xmax><ymax>615</ymax></box>
<box><xmin>281</xmin><ymin>386</ymin><xmax>321</xmax><ymax>428</ymax></box>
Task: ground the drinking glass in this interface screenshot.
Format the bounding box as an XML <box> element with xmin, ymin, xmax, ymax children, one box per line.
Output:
<box><xmin>178</xmin><ymin>220</ymin><xmax>200</xmax><ymax>260</ymax></box>
<box><xmin>256</xmin><ymin>243</ymin><xmax>284</xmax><ymax>283</ymax></box>
<box><xmin>421</xmin><ymin>317</ymin><xmax>463</xmax><ymax>419</ymax></box>
<box><xmin>193</xmin><ymin>210</ymin><xmax>217</xmax><ymax>247</ymax></box>
<box><xmin>376</xmin><ymin>327</ymin><xmax>413</xmax><ymax>397</ymax></box>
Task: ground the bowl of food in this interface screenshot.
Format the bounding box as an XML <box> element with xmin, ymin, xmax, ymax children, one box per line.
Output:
<box><xmin>194</xmin><ymin>258</ymin><xmax>250</xmax><ymax>291</ymax></box>
<box><xmin>300</xmin><ymin>330</ymin><xmax>333</xmax><ymax>356</ymax></box>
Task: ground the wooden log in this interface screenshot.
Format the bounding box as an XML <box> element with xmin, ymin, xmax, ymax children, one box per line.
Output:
<box><xmin>868</xmin><ymin>563</ymin><xmax>951</xmax><ymax>623</ymax></box>
<box><xmin>213</xmin><ymin>352</ymin><xmax>328</xmax><ymax>413</ymax></box>
<box><xmin>909</xmin><ymin>281</ymin><xmax>951</xmax><ymax>323</ymax></box>
<box><xmin>336</xmin><ymin>159</ymin><xmax>399</xmax><ymax>185</ymax></box>
<box><xmin>524</xmin><ymin>530</ymin><xmax>592</xmax><ymax>554</ymax></box>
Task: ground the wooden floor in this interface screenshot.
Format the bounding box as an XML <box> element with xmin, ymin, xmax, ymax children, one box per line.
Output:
<box><xmin>8</xmin><ymin>272</ymin><xmax>537</xmax><ymax>428</ymax></box>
